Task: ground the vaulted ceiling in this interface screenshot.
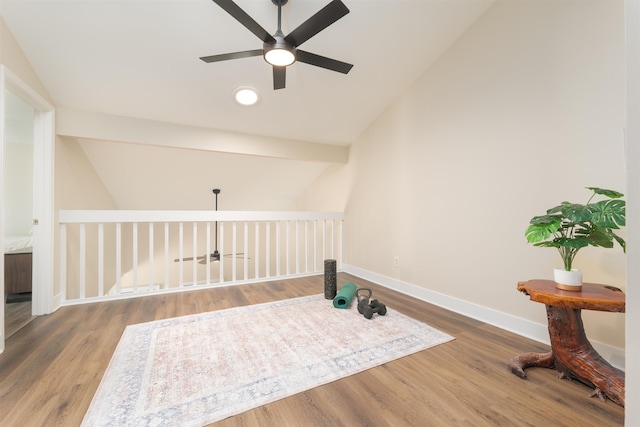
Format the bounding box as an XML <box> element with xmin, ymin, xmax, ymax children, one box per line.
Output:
<box><xmin>1</xmin><ymin>0</ymin><xmax>493</xmax><ymax>147</ymax></box>
<box><xmin>1</xmin><ymin>0</ymin><xmax>494</xmax><ymax>210</ymax></box>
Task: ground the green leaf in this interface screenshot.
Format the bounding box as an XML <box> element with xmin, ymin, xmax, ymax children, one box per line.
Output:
<box><xmin>585</xmin><ymin>229</ymin><xmax>614</xmax><ymax>248</ymax></box>
<box><xmin>554</xmin><ymin>237</ymin><xmax>590</xmax><ymax>249</ymax></box>
<box><xmin>533</xmin><ymin>241</ymin><xmax>561</xmax><ymax>248</ymax></box>
<box><xmin>572</xmin><ymin>224</ymin><xmax>593</xmax><ymax>237</ymax></box>
<box><xmin>529</xmin><ymin>214</ymin><xmax>562</xmax><ymax>225</ymax></box>
<box><xmin>589</xmin><ymin>199</ymin><xmax>626</xmax><ymax>229</ymax></box>
<box><xmin>559</xmin><ymin>203</ymin><xmax>591</xmax><ymax>223</ymax></box>
<box><xmin>612</xmin><ymin>233</ymin><xmax>626</xmax><ymax>252</ymax></box>
<box><xmin>525</xmin><ymin>219</ymin><xmax>560</xmax><ymax>243</ymax></box>
<box><xmin>586</xmin><ymin>187</ymin><xmax>624</xmax><ymax>199</ymax></box>
<box><xmin>546</xmin><ymin>203</ymin><xmax>570</xmax><ymax>215</ymax></box>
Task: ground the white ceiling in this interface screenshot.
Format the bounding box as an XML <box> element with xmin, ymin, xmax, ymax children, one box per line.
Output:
<box><xmin>0</xmin><ymin>0</ymin><xmax>493</xmax><ymax>147</ymax></box>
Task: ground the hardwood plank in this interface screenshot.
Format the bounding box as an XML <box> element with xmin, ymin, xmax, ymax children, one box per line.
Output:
<box><xmin>0</xmin><ymin>273</ymin><xmax>624</xmax><ymax>426</ymax></box>
<box><xmin>4</xmin><ymin>301</ymin><xmax>35</xmax><ymax>339</ymax></box>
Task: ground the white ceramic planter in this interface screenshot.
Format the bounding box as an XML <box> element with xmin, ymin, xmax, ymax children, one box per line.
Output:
<box><xmin>554</xmin><ymin>268</ymin><xmax>583</xmax><ymax>291</ymax></box>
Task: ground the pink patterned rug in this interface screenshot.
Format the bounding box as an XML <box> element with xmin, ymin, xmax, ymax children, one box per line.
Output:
<box><xmin>82</xmin><ymin>294</ymin><xmax>454</xmax><ymax>426</ymax></box>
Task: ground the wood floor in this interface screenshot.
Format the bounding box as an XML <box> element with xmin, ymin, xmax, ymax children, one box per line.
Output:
<box><xmin>0</xmin><ymin>273</ymin><xmax>624</xmax><ymax>426</ymax></box>
<box><xmin>4</xmin><ymin>300</ymin><xmax>35</xmax><ymax>339</ymax></box>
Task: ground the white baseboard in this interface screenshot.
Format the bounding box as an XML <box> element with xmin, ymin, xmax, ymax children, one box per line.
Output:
<box><xmin>342</xmin><ymin>264</ymin><xmax>625</xmax><ymax>370</ymax></box>
<box><xmin>52</xmin><ymin>292</ymin><xmax>63</xmax><ymax>312</ymax></box>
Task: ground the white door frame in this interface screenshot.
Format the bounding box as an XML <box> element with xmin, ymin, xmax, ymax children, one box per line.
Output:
<box><xmin>0</xmin><ymin>65</ymin><xmax>55</xmax><ymax>353</ymax></box>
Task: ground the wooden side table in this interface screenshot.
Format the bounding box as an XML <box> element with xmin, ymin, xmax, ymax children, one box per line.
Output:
<box><xmin>508</xmin><ymin>279</ymin><xmax>625</xmax><ymax>406</ymax></box>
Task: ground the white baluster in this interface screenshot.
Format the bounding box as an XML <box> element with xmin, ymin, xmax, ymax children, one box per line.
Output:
<box><xmin>206</xmin><ymin>222</ymin><xmax>211</xmax><ymax>285</ymax></box>
<box><xmin>133</xmin><ymin>223</ymin><xmax>138</xmax><ymax>292</ymax></box>
<box><xmin>339</xmin><ymin>220</ymin><xmax>343</xmax><ymax>269</ymax></box>
<box><xmin>116</xmin><ymin>223</ymin><xmax>121</xmax><ymax>295</ymax></box>
<box><xmin>313</xmin><ymin>220</ymin><xmax>318</xmax><ymax>272</ymax></box>
<box><xmin>60</xmin><ymin>223</ymin><xmax>67</xmax><ymax>302</ymax></box>
<box><xmin>255</xmin><ymin>221</ymin><xmax>260</xmax><ymax>278</ymax></box>
<box><xmin>79</xmin><ymin>223</ymin><xmax>85</xmax><ymax>299</ymax></box>
<box><xmin>149</xmin><ymin>223</ymin><xmax>154</xmax><ymax>291</ymax></box>
<box><xmin>164</xmin><ymin>222</ymin><xmax>169</xmax><ymax>289</ymax></box>
<box><xmin>331</xmin><ymin>220</ymin><xmax>335</xmax><ymax>260</ymax></box>
<box><xmin>193</xmin><ymin>222</ymin><xmax>197</xmax><ymax>286</ymax></box>
<box><xmin>304</xmin><ymin>220</ymin><xmax>309</xmax><ymax>273</ymax></box>
<box><xmin>276</xmin><ymin>221</ymin><xmax>281</xmax><ymax>277</ymax></box>
<box><xmin>295</xmin><ymin>220</ymin><xmax>300</xmax><ymax>274</ymax></box>
<box><xmin>244</xmin><ymin>221</ymin><xmax>249</xmax><ymax>280</ymax></box>
<box><xmin>322</xmin><ymin>220</ymin><xmax>326</xmax><ymax>263</ymax></box>
<box><xmin>219</xmin><ymin>223</ymin><xmax>224</xmax><ymax>283</ymax></box>
<box><xmin>232</xmin><ymin>222</ymin><xmax>237</xmax><ymax>282</ymax></box>
<box><xmin>178</xmin><ymin>222</ymin><xmax>184</xmax><ymax>287</ymax></box>
<box><xmin>98</xmin><ymin>223</ymin><xmax>104</xmax><ymax>296</ymax></box>
<box><xmin>286</xmin><ymin>220</ymin><xmax>290</xmax><ymax>275</ymax></box>
<box><xmin>266</xmin><ymin>222</ymin><xmax>271</xmax><ymax>278</ymax></box>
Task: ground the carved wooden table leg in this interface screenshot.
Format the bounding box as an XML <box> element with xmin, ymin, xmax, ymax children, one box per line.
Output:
<box><xmin>508</xmin><ymin>351</ymin><xmax>554</xmax><ymax>379</ymax></box>
<box><xmin>509</xmin><ymin>305</ymin><xmax>625</xmax><ymax>406</ymax></box>
<box><xmin>545</xmin><ymin>305</ymin><xmax>625</xmax><ymax>406</ymax></box>
<box><xmin>511</xmin><ymin>280</ymin><xmax>625</xmax><ymax>406</ymax></box>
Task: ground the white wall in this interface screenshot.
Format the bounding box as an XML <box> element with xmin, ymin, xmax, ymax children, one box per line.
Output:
<box><xmin>302</xmin><ymin>0</ymin><xmax>627</xmax><ymax>352</ymax></box>
<box><xmin>3</xmin><ymin>141</ymin><xmax>32</xmax><ymax>236</ymax></box>
<box><xmin>74</xmin><ymin>138</ymin><xmax>333</xmax><ymax>211</ymax></box>
<box><xmin>4</xmin><ymin>89</ymin><xmax>35</xmax><ymax>236</ymax></box>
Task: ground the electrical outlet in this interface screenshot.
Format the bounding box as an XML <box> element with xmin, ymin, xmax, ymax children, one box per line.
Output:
<box><xmin>394</xmin><ymin>256</ymin><xmax>400</xmax><ymax>268</ymax></box>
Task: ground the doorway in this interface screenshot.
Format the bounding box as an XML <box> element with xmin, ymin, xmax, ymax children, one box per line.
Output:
<box><xmin>3</xmin><ymin>89</ymin><xmax>36</xmax><ymax>337</ymax></box>
<box><xmin>2</xmin><ymin>90</ymin><xmax>35</xmax><ymax>338</ymax></box>
<box><xmin>0</xmin><ymin>66</ymin><xmax>55</xmax><ymax>353</ymax></box>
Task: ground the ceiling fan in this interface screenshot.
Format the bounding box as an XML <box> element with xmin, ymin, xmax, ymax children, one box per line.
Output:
<box><xmin>174</xmin><ymin>188</ymin><xmax>245</xmax><ymax>264</ymax></box>
<box><xmin>200</xmin><ymin>0</ymin><xmax>353</xmax><ymax>90</ymax></box>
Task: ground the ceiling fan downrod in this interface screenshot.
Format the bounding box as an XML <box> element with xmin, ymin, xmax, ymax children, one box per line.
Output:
<box><xmin>273</xmin><ymin>0</ymin><xmax>288</xmax><ymax>34</ymax></box>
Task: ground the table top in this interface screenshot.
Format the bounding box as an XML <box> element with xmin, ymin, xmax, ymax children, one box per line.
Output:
<box><xmin>517</xmin><ymin>280</ymin><xmax>625</xmax><ymax>312</ymax></box>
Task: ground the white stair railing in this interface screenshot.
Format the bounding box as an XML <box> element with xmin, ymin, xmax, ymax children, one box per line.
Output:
<box><xmin>58</xmin><ymin>210</ymin><xmax>344</xmax><ymax>304</ymax></box>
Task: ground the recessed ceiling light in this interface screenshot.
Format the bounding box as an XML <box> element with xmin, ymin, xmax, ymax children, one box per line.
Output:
<box><xmin>233</xmin><ymin>87</ymin><xmax>259</xmax><ymax>106</ymax></box>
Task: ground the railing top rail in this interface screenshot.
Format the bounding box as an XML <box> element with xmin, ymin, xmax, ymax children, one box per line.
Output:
<box><xmin>59</xmin><ymin>210</ymin><xmax>344</xmax><ymax>224</ymax></box>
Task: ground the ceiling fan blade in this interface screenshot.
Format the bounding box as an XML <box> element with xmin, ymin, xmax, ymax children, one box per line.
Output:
<box><xmin>174</xmin><ymin>255</ymin><xmax>207</xmax><ymax>262</ymax></box>
<box><xmin>198</xmin><ymin>253</ymin><xmax>249</xmax><ymax>264</ymax></box>
<box><xmin>284</xmin><ymin>0</ymin><xmax>349</xmax><ymax>47</ymax></box>
<box><xmin>212</xmin><ymin>0</ymin><xmax>276</xmax><ymax>43</ymax></box>
<box><xmin>200</xmin><ymin>49</ymin><xmax>263</xmax><ymax>63</ymax></box>
<box><xmin>296</xmin><ymin>50</ymin><xmax>353</xmax><ymax>74</ymax></box>
<box><xmin>273</xmin><ymin>66</ymin><xmax>286</xmax><ymax>90</ymax></box>
<box><xmin>223</xmin><ymin>252</ymin><xmax>249</xmax><ymax>258</ymax></box>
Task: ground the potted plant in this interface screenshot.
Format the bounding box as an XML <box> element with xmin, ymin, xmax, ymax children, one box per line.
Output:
<box><xmin>525</xmin><ymin>187</ymin><xmax>626</xmax><ymax>291</ymax></box>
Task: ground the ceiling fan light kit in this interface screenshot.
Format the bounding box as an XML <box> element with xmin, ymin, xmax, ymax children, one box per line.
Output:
<box><xmin>263</xmin><ymin>38</ymin><xmax>296</xmax><ymax>67</ymax></box>
<box><xmin>201</xmin><ymin>0</ymin><xmax>353</xmax><ymax>90</ymax></box>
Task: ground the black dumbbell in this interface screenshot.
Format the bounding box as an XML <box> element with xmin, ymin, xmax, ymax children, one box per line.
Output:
<box><xmin>361</xmin><ymin>299</ymin><xmax>387</xmax><ymax>319</ymax></box>
<box><xmin>356</xmin><ymin>288</ymin><xmax>387</xmax><ymax>319</ymax></box>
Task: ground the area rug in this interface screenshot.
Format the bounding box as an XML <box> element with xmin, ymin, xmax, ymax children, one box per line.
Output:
<box><xmin>82</xmin><ymin>294</ymin><xmax>454</xmax><ymax>426</ymax></box>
